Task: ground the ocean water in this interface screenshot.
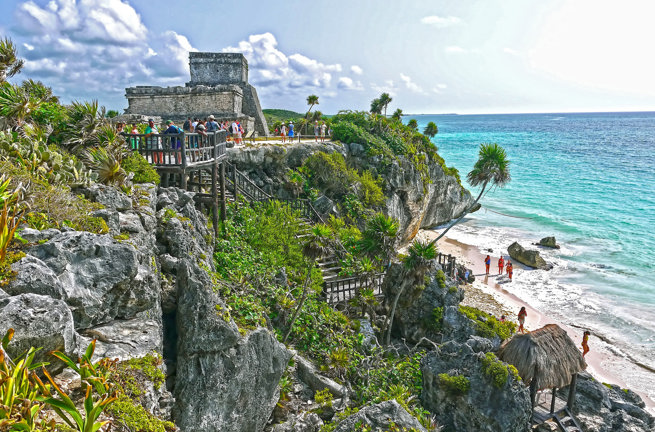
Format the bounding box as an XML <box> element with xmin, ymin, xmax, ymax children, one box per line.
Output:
<box><xmin>409</xmin><ymin>112</ymin><xmax>655</xmax><ymax>401</ymax></box>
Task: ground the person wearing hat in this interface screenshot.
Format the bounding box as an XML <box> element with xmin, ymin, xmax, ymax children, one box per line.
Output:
<box><xmin>207</xmin><ymin>115</ymin><xmax>219</xmax><ymax>132</ymax></box>
<box><xmin>288</xmin><ymin>121</ymin><xmax>294</xmax><ymax>139</ymax></box>
<box><xmin>144</xmin><ymin>119</ymin><xmax>162</xmax><ymax>164</ymax></box>
<box><xmin>314</xmin><ymin>120</ymin><xmax>320</xmax><ymax>142</ymax></box>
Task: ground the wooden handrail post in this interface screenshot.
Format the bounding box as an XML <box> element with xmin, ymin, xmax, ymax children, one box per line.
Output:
<box><xmin>181</xmin><ymin>133</ymin><xmax>187</xmax><ymax>168</ymax></box>
<box><xmin>219</xmin><ymin>161</ymin><xmax>226</xmax><ymax>225</ymax></box>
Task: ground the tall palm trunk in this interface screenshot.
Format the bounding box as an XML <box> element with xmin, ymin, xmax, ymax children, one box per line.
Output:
<box><xmin>282</xmin><ymin>265</ymin><xmax>313</xmax><ymax>343</ymax></box>
<box><xmin>427</xmin><ymin>180</ymin><xmax>488</xmax><ymax>248</ymax></box>
<box><xmin>385</xmin><ymin>279</ymin><xmax>407</xmax><ymax>346</ymax></box>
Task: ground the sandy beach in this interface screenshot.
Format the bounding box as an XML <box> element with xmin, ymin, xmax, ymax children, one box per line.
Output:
<box><xmin>411</xmin><ymin>229</ymin><xmax>655</xmax><ymax>414</ymax></box>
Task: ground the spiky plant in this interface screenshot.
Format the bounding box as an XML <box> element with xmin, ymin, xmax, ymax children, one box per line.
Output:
<box><xmin>60</xmin><ymin>100</ymin><xmax>108</xmax><ymax>154</ymax></box>
<box><xmin>0</xmin><ymin>38</ymin><xmax>24</xmax><ymax>83</ymax></box>
<box><xmin>82</xmin><ymin>146</ymin><xmax>128</xmax><ymax>186</ymax></box>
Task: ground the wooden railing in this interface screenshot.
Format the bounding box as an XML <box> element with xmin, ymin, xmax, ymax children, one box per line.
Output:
<box><xmin>125</xmin><ymin>130</ymin><xmax>227</xmax><ymax>168</ymax></box>
<box><xmin>437</xmin><ymin>253</ymin><xmax>457</xmax><ymax>277</ymax></box>
<box><xmin>323</xmin><ymin>273</ymin><xmax>385</xmax><ymax>304</ymax></box>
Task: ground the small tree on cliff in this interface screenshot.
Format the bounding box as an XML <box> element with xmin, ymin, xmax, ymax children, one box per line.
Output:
<box><xmin>385</xmin><ymin>240</ymin><xmax>437</xmax><ymax>345</ymax></box>
<box><xmin>370</xmin><ymin>98</ymin><xmax>382</xmax><ymax>115</ymax></box>
<box><xmin>391</xmin><ymin>108</ymin><xmax>403</xmax><ymax>121</ymax></box>
<box><xmin>283</xmin><ymin>224</ymin><xmax>332</xmax><ymax>343</ymax></box>
<box><xmin>359</xmin><ymin>213</ymin><xmax>399</xmax><ymax>268</ymax></box>
<box><xmin>423</xmin><ymin>121</ymin><xmax>438</xmax><ymax>138</ymax></box>
<box><xmin>407</xmin><ymin>119</ymin><xmax>418</xmax><ymax>130</ymax></box>
<box><xmin>428</xmin><ymin>143</ymin><xmax>511</xmax><ymax>247</ymax></box>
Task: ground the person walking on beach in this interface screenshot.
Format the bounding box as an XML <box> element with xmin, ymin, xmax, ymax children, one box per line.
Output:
<box><xmin>582</xmin><ymin>330</ymin><xmax>590</xmax><ymax>357</ymax></box>
<box><xmin>498</xmin><ymin>256</ymin><xmax>504</xmax><ymax>274</ymax></box>
<box><xmin>485</xmin><ymin>255</ymin><xmax>491</xmax><ymax>275</ymax></box>
<box><xmin>506</xmin><ymin>261</ymin><xmax>513</xmax><ymax>281</ymax></box>
<box><xmin>518</xmin><ymin>306</ymin><xmax>527</xmax><ymax>333</ymax></box>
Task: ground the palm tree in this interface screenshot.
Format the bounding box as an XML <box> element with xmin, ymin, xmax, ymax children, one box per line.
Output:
<box><xmin>379</xmin><ymin>93</ymin><xmax>392</xmax><ymax>117</ymax></box>
<box><xmin>391</xmin><ymin>108</ymin><xmax>403</xmax><ymax>121</ymax></box>
<box><xmin>304</xmin><ymin>95</ymin><xmax>319</xmax><ymax>134</ymax></box>
<box><xmin>370</xmin><ymin>98</ymin><xmax>382</xmax><ymax>115</ymax></box>
<box><xmin>311</xmin><ymin>110</ymin><xmax>323</xmax><ymax>122</ymax></box>
<box><xmin>423</xmin><ymin>121</ymin><xmax>438</xmax><ymax>138</ymax></box>
<box><xmin>428</xmin><ymin>143</ymin><xmax>511</xmax><ymax>247</ymax></box>
<box><xmin>407</xmin><ymin>119</ymin><xmax>418</xmax><ymax>130</ymax></box>
<box><xmin>0</xmin><ymin>38</ymin><xmax>24</xmax><ymax>83</ymax></box>
<box><xmin>385</xmin><ymin>240</ymin><xmax>437</xmax><ymax>345</ymax></box>
<box><xmin>358</xmin><ymin>213</ymin><xmax>399</xmax><ymax>267</ymax></box>
<box><xmin>283</xmin><ymin>224</ymin><xmax>332</xmax><ymax>343</ymax></box>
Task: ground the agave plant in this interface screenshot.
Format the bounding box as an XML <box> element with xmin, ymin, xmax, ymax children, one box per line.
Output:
<box><xmin>82</xmin><ymin>146</ymin><xmax>128</xmax><ymax>186</ymax></box>
<box><xmin>0</xmin><ymin>38</ymin><xmax>24</xmax><ymax>83</ymax></box>
<box><xmin>59</xmin><ymin>100</ymin><xmax>108</xmax><ymax>154</ymax></box>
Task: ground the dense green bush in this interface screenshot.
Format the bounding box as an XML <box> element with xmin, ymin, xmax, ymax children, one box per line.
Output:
<box><xmin>122</xmin><ymin>151</ymin><xmax>160</xmax><ymax>185</ymax></box>
<box><xmin>480</xmin><ymin>352</ymin><xmax>520</xmax><ymax>389</ymax></box>
<box><xmin>458</xmin><ymin>305</ymin><xmax>516</xmax><ymax>340</ymax></box>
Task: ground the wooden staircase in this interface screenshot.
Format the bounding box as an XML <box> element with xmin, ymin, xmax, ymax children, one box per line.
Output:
<box><xmin>552</xmin><ymin>408</ymin><xmax>583</xmax><ymax>432</ymax></box>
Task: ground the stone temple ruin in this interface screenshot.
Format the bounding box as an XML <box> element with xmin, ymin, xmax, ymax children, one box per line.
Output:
<box><xmin>124</xmin><ymin>52</ymin><xmax>269</xmax><ymax>135</ymax></box>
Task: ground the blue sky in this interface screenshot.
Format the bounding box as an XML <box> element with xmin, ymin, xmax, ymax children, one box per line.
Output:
<box><xmin>2</xmin><ymin>0</ymin><xmax>655</xmax><ymax>114</ymax></box>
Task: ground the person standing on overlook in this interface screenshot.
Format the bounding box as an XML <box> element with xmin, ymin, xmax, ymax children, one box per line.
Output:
<box><xmin>288</xmin><ymin>121</ymin><xmax>294</xmax><ymax>139</ymax></box>
<box><xmin>320</xmin><ymin>121</ymin><xmax>327</xmax><ymax>143</ymax></box>
<box><xmin>280</xmin><ymin>122</ymin><xmax>287</xmax><ymax>143</ymax></box>
<box><xmin>314</xmin><ymin>120</ymin><xmax>319</xmax><ymax>142</ymax></box>
<box><xmin>144</xmin><ymin>119</ymin><xmax>162</xmax><ymax>164</ymax></box>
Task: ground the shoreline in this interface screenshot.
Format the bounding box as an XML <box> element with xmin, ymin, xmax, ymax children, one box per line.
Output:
<box><xmin>412</xmin><ymin>229</ymin><xmax>655</xmax><ymax>413</ymax></box>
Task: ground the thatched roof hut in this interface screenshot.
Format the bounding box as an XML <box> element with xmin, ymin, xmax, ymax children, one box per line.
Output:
<box><xmin>498</xmin><ymin>324</ymin><xmax>587</xmax><ymax>390</ymax></box>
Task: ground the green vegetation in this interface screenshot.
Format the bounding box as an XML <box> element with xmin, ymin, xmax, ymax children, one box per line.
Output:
<box><xmin>120</xmin><ymin>151</ymin><xmax>160</xmax><ymax>185</ymax></box>
<box><xmin>435</xmin><ymin>269</ymin><xmax>446</xmax><ymax>289</ymax></box>
<box><xmin>458</xmin><ymin>305</ymin><xmax>516</xmax><ymax>340</ymax></box>
<box><xmin>480</xmin><ymin>352</ymin><xmax>511</xmax><ymax>389</ymax></box>
<box><xmin>438</xmin><ymin>373</ymin><xmax>470</xmax><ymax>396</ymax></box>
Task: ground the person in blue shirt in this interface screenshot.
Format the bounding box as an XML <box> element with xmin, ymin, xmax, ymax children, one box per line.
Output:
<box><xmin>288</xmin><ymin>121</ymin><xmax>294</xmax><ymax>138</ymax></box>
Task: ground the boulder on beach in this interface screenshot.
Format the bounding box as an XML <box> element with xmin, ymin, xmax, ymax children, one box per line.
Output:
<box><xmin>536</xmin><ymin>236</ymin><xmax>560</xmax><ymax>249</ymax></box>
<box><xmin>508</xmin><ymin>242</ymin><xmax>552</xmax><ymax>270</ymax></box>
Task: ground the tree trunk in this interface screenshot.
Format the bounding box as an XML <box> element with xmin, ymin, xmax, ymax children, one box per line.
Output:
<box><xmin>427</xmin><ymin>181</ymin><xmax>488</xmax><ymax>248</ymax></box>
<box><xmin>282</xmin><ymin>265</ymin><xmax>313</xmax><ymax>344</ymax></box>
<box><xmin>384</xmin><ymin>281</ymin><xmax>405</xmax><ymax>346</ymax></box>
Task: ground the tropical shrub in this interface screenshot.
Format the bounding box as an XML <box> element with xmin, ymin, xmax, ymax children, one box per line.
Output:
<box><xmin>438</xmin><ymin>373</ymin><xmax>470</xmax><ymax>396</ymax></box>
<box><xmin>458</xmin><ymin>305</ymin><xmax>516</xmax><ymax>340</ymax></box>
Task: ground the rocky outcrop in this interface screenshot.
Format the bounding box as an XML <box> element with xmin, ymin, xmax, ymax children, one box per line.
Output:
<box><xmin>28</xmin><ymin>231</ymin><xmax>159</xmax><ymax>329</ymax></box>
<box><xmin>174</xmin><ymin>261</ymin><xmax>291</xmax><ymax>431</ymax></box>
<box><xmin>227</xmin><ymin>142</ymin><xmax>473</xmax><ymax>243</ymax></box>
<box><xmin>295</xmin><ymin>355</ymin><xmax>347</xmax><ymax>398</ymax></box>
<box><xmin>507</xmin><ymin>241</ymin><xmax>552</xmax><ymax>270</ymax></box>
<box><xmin>0</xmin><ymin>294</ymin><xmax>77</xmax><ymax>369</ymax></box>
<box><xmin>537</xmin><ymin>236</ymin><xmax>560</xmax><ymax>249</ymax></box>
<box><xmin>333</xmin><ymin>400</ymin><xmax>428</xmax><ymax>432</ymax></box>
<box><xmin>562</xmin><ymin>372</ymin><xmax>655</xmax><ymax>432</ymax></box>
<box><xmin>385</xmin><ymin>263</ymin><xmax>463</xmax><ymax>344</ymax></box>
<box><xmin>421</xmin><ymin>339</ymin><xmax>532</xmax><ymax>432</ymax></box>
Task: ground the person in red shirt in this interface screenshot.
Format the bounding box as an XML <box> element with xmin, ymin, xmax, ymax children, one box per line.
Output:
<box><xmin>506</xmin><ymin>261</ymin><xmax>513</xmax><ymax>281</ymax></box>
<box><xmin>518</xmin><ymin>306</ymin><xmax>527</xmax><ymax>333</ymax></box>
<box><xmin>484</xmin><ymin>255</ymin><xmax>491</xmax><ymax>275</ymax></box>
<box><xmin>498</xmin><ymin>256</ymin><xmax>504</xmax><ymax>274</ymax></box>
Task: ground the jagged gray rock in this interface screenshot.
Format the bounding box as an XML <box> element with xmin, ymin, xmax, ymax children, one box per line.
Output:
<box><xmin>17</xmin><ymin>227</ymin><xmax>61</xmax><ymax>243</ymax></box>
<box><xmin>80</xmin><ymin>317</ymin><xmax>163</xmax><ymax>361</ymax></box>
<box><xmin>421</xmin><ymin>339</ymin><xmax>531</xmax><ymax>432</ymax></box>
<box><xmin>508</xmin><ymin>241</ymin><xmax>552</xmax><ymax>270</ymax></box>
<box><xmin>29</xmin><ymin>231</ymin><xmax>159</xmax><ymax>329</ymax></box>
<box><xmin>562</xmin><ymin>372</ymin><xmax>655</xmax><ymax>432</ymax></box>
<box><xmin>272</xmin><ymin>412</ymin><xmax>323</xmax><ymax>432</ymax></box>
<box><xmin>0</xmin><ymin>288</ymin><xmax>7</xmax><ymax>299</ymax></box>
<box><xmin>295</xmin><ymin>355</ymin><xmax>347</xmax><ymax>398</ymax></box>
<box><xmin>388</xmin><ymin>263</ymin><xmax>463</xmax><ymax>344</ymax></box>
<box><xmin>0</xmin><ymin>294</ymin><xmax>77</xmax><ymax>369</ymax></box>
<box><xmin>78</xmin><ymin>183</ymin><xmax>132</xmax><ymax>211</ymax></box>
<box><xmin>174</xmin><ymin>263</ymin><xmax>291</xmax><ymax>432</ymax></box>
<box><xmin>333</xmin><ymin>400</ymin><xmax>428</xmax><ymax>432</ymax></box>
<box><xmin>6</xmin><ymin>255</ymin><xmax>66</xmax><ymax>299</ymax></box>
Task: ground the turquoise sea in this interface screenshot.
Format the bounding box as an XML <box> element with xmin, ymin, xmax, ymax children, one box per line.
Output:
<box><xmin>409</xmin><ymin>112</ymin><xmax>655</xmax><ymax>402</ymax></box>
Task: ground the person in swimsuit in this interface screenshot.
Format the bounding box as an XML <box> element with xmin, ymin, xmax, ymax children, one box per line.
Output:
<box><xmin>507</xmin><ymin>261</ymin><xmax>513</xmax><ymax>281</ymax></box>
<box><xmin>484</xmin><ymin>255</ymin><xmax>491</xmax><ymax>275</ymax></box>
<box><xmin>582</xmin><ymin>330</ymin><xmax>590</xmax><ymax>357</ymax></box>
<box><xmin>498</xmin><ymin>256</ymin><xmax>504</xmax><ymax>274</ymax></box>
<box><xmin>518</xmin><ymin>306</ymin><xmax>527</xmax><ymax>333</ymax></box>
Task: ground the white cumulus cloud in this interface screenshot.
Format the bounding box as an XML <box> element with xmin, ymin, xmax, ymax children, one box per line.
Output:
<box><xmin>399</xmin><ymin>73</ymin><xmax>424</xmax><ymax>94</ymax></box>
<box><xmin>445</xmin><ymin>45</ymin><xmax>467</xmax><ymax>54</ymax></box>
<box><xmin>421</xmin><ymin>15</ymin><xmax>461</xmax><ymax>28</ymax></box>
<box><xmin>338</xmin><ymin>77</ymin><xmax>364</xmax><ymax>91</ymax></box>
<box><xmin>351</xmin><ymin>65</ymin><xmax>363</xmax><ymax>75</ymax></box>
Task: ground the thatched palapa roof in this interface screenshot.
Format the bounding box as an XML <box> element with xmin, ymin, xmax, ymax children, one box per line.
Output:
<box><xmin>498</xmin><ymin>324</ymin><xmax>587</xmax><ymax>389</ymax></box>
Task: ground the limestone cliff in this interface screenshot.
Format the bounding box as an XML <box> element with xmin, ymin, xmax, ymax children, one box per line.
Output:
<box><xmin>227</xmin><ymin>141</ymin><xmax>473</xmax><ymax>243</ymax></box>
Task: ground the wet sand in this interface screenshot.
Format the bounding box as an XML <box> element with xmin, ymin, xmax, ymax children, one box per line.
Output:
<box><xmin>411</xmin><ymin>229</ymin><xmax>655</xmax><ymax>413</ymax></box>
